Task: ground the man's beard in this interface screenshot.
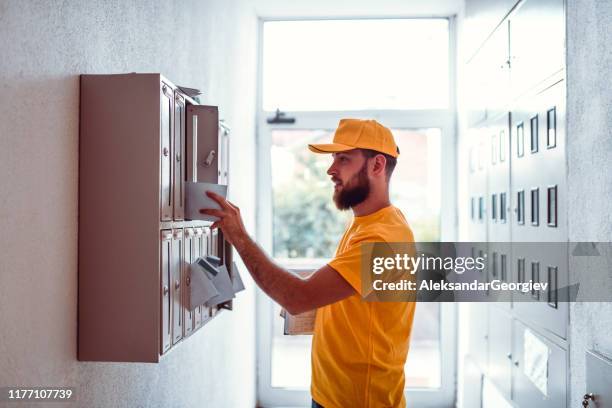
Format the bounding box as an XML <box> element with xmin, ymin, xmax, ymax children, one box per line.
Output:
<box><xmin>333</xmin><ymin>162</ymin><xmax>371</xmax><ymax>210</ymax></box>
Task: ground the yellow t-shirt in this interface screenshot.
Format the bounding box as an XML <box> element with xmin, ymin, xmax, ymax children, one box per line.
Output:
<box><xmin>311</xmin><ymin>205</ymin><xmax>416</xmax><ymax>408</ymax></box>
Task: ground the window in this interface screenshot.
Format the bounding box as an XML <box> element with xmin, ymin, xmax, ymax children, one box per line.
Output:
<box><xmin>491</xmin><ymin>194</ymin><xmax>497</xmax><ymax>221</ymax></box>
<box><xmin>258</xmin><ymin>17</ymin><xmax>455</xmax><ymax>407</ymax></box>
<box><xmin>531</xmin><ymin>188</ymin><xmax>539</xmax><ymax>226</ymax></box>
<box><xmin>517</xmin><ymin>122</ymin><xmax>525</xmax><ymax>157</ymax></box>
<box><xmin>471</xmin><ymin>197</ymin><xmax>475</xmax><ymax>220</ymax></box>
<box><xmin>517</xmin><ymin>190</ymin><xmax>525</xmax><ymax>224</ymax></box>
<box><xmin>262</xmin><ymin>19</ymin><xmax>449</xmax><ymax>111</ymax></box>
<box><xmin>547</xmin><ymin>185</ymin><xmax>558</xmax><ymax>227</ymax></box>
<box><xmin>547</xmin><ymin>107</ymin><xmax>557</xmax><ymax>148</ymax></box>
<box><xmin>491</xmin><ymin>252</ymin><xmax>498</xmax><ymax>278</ymax></box>
<box><xmin>500</xmin><ymin>254</ymin><xmax>507</xmax><ymax>281</ymax></box>
<box><xmin>518</xmin><ymin>258</ymin><xmax>526</xmax><ymax>283</ymax></box>
<box><xmin>548</xmin><ymin>266</ymin><xmax>558</xmax><ymax>308</ymax></box>
<box><xmin>268</xmin><ymin>128</ymin><xmax>443</xmax><ymax>388</ymax></box>
<box><xmin>530</xmin><ymin>115</ymin><xmax>539</xmax><ymax>153</ymax></box>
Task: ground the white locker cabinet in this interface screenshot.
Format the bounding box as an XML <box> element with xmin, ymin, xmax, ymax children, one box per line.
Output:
<box><xmin>78</xmin><ymin>73</ymin><xmax>232</xmax><ymax>362</ymax></box>
<box><xmin>511</xmin><ymin>320</ymin><xmax>567</xmax><ymax>408</ymax></box>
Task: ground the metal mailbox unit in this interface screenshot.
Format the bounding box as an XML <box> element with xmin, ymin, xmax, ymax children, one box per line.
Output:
<box><xmin>463</xmin><ymin>0</ymin><xmax>568</xmax><ymax>406</ymax></box>
<box><xmin>78</xmin><ymin>73</ymin><xmax>233</xmax><ymax>362</ymax></box>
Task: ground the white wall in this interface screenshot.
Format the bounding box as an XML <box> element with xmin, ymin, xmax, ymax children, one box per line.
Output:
<box><xmin>0</xmin><ymin>1</ymin><xmax>258</xmax><ymax>407</ymax></box>
<box><xmin>566</xmin><ymin>1</ymin><xmax>612</xmax><ymax>406</ymax></box>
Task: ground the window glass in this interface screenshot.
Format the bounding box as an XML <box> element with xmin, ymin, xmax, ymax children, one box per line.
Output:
<box><xmin>270</xmin><ymin>128</ymin><xmax>442</xmax><ymax>389</ymax></box>
<box><xmin>263</xmin><ymin>19</ymin><xmax>450</xmax><ymax>111</ymax></box>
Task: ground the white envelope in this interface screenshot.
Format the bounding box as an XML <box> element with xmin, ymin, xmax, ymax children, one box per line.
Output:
<box><xmin>189</xmin><ymin>259</ymin><xmax>220</xmax><ymax>310</ymax></box>
<box><xmin>184</xmin><ymin>182</ymin><xmax>228</xmax><ymax>221</ymax></box>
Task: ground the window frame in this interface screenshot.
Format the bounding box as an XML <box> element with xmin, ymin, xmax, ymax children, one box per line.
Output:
<box><xmin>255</xmin><ymin>15</ymin><xmax>458</xmax><ymax>408</ymax></box>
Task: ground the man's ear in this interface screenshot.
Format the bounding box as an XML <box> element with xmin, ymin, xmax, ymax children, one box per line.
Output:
<box><xmin>372</xmin><ymin>154</ymin><xmax>387</xmax><ymax>177</ymax></box>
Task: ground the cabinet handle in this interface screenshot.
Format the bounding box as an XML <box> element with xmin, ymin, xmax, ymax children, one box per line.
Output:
<box><xmin>582</xmin><ymin>393</ymin><xmax>594</xmax><ymax>407</ymax></box>
<box><xmin>176</xmin><ymin>153</ymin><xmax>181</xmax><ymax>162</ymax></box>
<box><xmin>163</xmin><ymin>285</ymin><xmax>169</xmax><ymax>296</ymax></box>
<box><xmin>175</xmin><ymin>280</ymin><xmax>180</xmax><ymax>290</ymax></box>
<box><xmin>186</xmin><ymin>276</ymin><xmax>191</xmax><ymax>286</ymax></box>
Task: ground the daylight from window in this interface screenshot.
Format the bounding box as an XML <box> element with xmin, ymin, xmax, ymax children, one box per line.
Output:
<box><xmin>263</xmin><ymin>19</ymin><xmax>449</xmax><ymax>111</ymax></box>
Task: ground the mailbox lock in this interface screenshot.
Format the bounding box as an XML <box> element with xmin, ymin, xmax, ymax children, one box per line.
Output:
<box><xmin>163</xmin><ymin>285</ymin><xmax>169</xmax><ymax>296</ymax></box>
<box><xmin>176</xmin><ymin>153</ymin><xmax>181</xmax><ymax>162</ymax></box>
<box><xmin>514</xmin><ymin>360</ymin><xmax>520</xmax><ymax>367</ymax></box>
<box><xmin>162</xmin><ymin>147</ymin><xmax>169</xmax><ymax>157</ymax></box>
<box><xmin>175</xmin><ymin>280</ymin><xmax>180</xmax><ymax>290</ymax></box>
<box><xmin>506</xmin><ymin>353</ymin><xmax>512</xmax><ymax>360</ymax></box>
<box><xmin>203</xmin><ymin>150</ymin><xmax>216</xmax><ymax>167</ymax></box>
<box><xmin>582</xmin><ymin>393</ymin><xmax>594</xmax><ymax>407</ymax></box>
<box><xmin>186</xmin><ymin>276</ymin><xmax>191</xmax><ymax>286</ymax></box>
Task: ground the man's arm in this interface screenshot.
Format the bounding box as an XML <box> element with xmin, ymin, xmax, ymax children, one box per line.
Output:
<box><xmin>200</xmin><ymin>192</ymin><xmax>356</xmax><ymax>315</ymax></box>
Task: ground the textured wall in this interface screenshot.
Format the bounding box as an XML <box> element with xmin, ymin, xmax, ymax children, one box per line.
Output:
<box><xmin>566</xmin><ymin>0</ymin><xmax>612</xmax><ymax>406</ymax></box>
<box><xmin>0</xmin><ymin>1</ymin><xmax>257</xmax><ymax>407</ymax></box>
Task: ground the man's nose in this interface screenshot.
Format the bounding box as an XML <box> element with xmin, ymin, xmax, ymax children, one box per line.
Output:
<box><xmin>327</xmin><ymin>162</ymin><xmax>337</xmax><ymax>176</ymax></box>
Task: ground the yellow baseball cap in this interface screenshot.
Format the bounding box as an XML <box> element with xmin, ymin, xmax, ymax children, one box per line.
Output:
<box><xmin>308</xmin><ymin>119</ymin><xmax>399</xmax><ymax>158</ymax></box>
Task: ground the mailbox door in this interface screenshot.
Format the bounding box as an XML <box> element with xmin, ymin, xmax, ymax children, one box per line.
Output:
<box><xmin>160</xmin><ymin>230</ymin><xmax>173</xmax><ymax>354</ymax></box>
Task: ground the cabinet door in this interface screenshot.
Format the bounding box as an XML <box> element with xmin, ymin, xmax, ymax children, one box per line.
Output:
<box><xmin>510</xmin><ymin>81</ymin><xmax>568</xmax><ymax>339</ymax></box>
<box><xmin>186</xmin><ymin>105</ymin><xmax>219</xmax><ymax>183</ymax></box>
<box><xmin>160</xmin><ymin>83</ymin><xmax>174</xmax><ymax>221</ymax></box>
<box><xmin>183</xmin><ymin>228</ymin><xmax>194</xmax><ymax>337</ymax></box>
<box><xmin>173</xmin><ymin>91</ymin><xmax>185</xmax><ymax>220</ymax></box>
<box><xmin>193</xmin><ymin>227</ymin><xmax>203</xmax><ymax>329</ymax></box>
<box><xmin>512</xmin><ymin>320</ymin><xmax>567</xmax><ymax>408</ymax></box>
<box><xmin>160</xmin><ymin>230</ymin><xmax>173</xmax><ymax>354</ymax></box>
<box><xmin>509</xmin><ymin>0</ymin><xmax>565</xmax><ymax>97</ymax></box>
<box><xmin>467</xmin><ymin>303</ymin><xmax>489</xmax><ymax>372</ymax></box>
<box><xmin>171</xmin><ymin>229</ymin><xmax>183</xmax><ymax>344</ymax></box>
<box><xmin>585</xmin><ymin>351</ymin><xmax>612</xmax><ymax>408</ymax></box>
<box><xmin>488</xmin><ymin>308</ymin><xmax>512</xmax><ymax>399</ymax></box>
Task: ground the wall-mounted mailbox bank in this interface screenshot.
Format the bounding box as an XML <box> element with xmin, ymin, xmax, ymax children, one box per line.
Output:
<box><xmin>78</xmin><ymin>73</ymin><xmax>243</xmax><ymax>362</ymax></box>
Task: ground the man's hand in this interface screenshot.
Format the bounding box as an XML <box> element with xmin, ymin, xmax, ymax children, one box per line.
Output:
<box><xmin>199</xmin><ymin>191</ymin><xmax>248</xmax><ymax>249</ymax></box>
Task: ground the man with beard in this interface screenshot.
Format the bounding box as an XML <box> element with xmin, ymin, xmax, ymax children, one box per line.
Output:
<box><xmin>201</xmin><ymin>119</ymin><xmax>416</xmax><ymax>408</ymax></box>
